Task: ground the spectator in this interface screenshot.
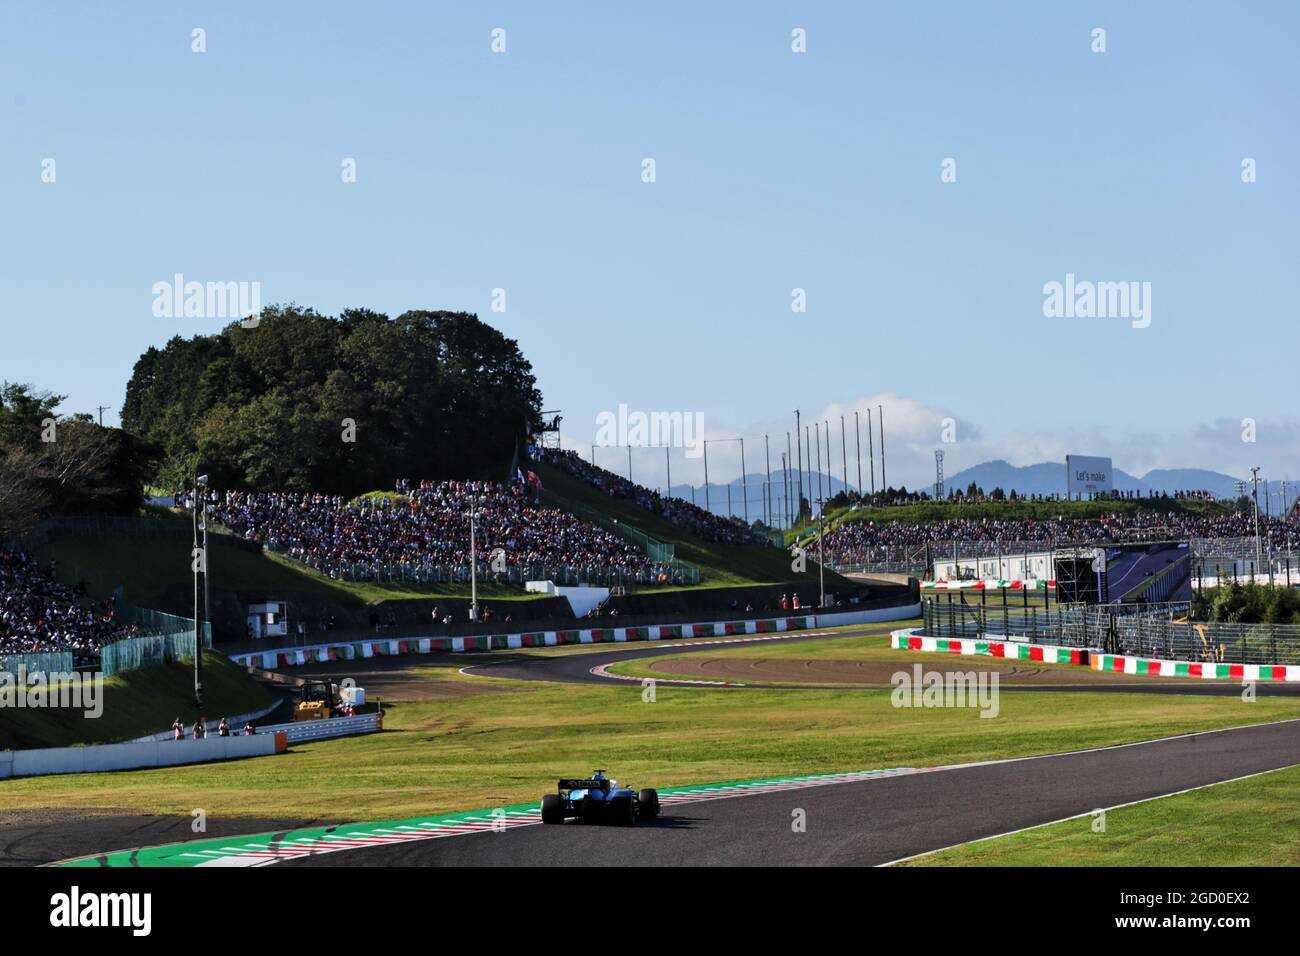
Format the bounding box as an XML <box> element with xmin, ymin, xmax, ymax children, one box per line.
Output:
<box><xmin>531</xmin><ymin>446</ymin><xmax>770</xmax><ymax>545</ymax></box>
<box><xmin>208</xmin><ymin>476</ymin><xmax>672</xmax><ymax>585</ymax></box>
<box><xmin>0</xmin><ymin>547</ymin><xmax>145</xmax><ymax>665</ymax></box>
<box><xmin>814</xmin><ymin>505</ymin><xmax>1300</xmax><ymax>567</ymax></box>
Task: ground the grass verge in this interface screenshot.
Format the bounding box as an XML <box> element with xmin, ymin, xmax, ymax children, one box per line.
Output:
<box><xmin>2</xmin><ymin>649</ymin><xmax>1297</xmax><ymax>824</ymax></box>
<box><xmin>533</xmin><ymin>460</ymin><xmax>850</xmax><ymax>590</ymax></box>
<box><xmin>903</xmin><ymin>762</ymin><xmax>1300</xmax><ymax>866</ymax></box>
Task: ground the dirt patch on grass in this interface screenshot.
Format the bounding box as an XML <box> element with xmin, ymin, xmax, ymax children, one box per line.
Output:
<box><xmin>643</xmin><ymin>656</ymin><xmax>1201</xmax><ymax>686</ymax></box>
<box><xmin>290</xmin><ymin>657</ymin><xmax>513</xmax><ymax>701</ymax></box>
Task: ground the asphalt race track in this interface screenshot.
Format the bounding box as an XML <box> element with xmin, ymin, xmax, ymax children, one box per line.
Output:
<box><xmin>461</xmin><ymin>625</ymin><xmax>1300</xmax><ymax>697</ymax></box>
<box><xmin>279</xmin><ymin>719</ymin><xmax>1300</xmax><ymax>867</ymax></box>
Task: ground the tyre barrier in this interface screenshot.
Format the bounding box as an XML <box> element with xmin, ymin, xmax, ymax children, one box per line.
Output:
<box><xmin>232</xmin><ymin>603</ymin><xmax>924</xmax><ymax>672</ymax></box>
<box><xmin>233</xmin><ymin>615</ymin><xmax>823</xmax><ymax>670</ymax></box>
<box><xmin>889</xmin><ymin>628</ymin><xmax>1089</xmax><ymax>665</ymax></box>
<box><xmin>890</xmin><ymin>627</ymin><xmax>1300</xmax><ymax>682</ymax></box>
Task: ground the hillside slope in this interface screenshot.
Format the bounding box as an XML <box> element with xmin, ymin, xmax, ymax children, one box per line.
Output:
<box><xmin>531</xmin><ymin>460</ymin><xmax>849</xmax><ymax>589</ymax></box>
<box><xmin>0</xmin><ymin>652</ymin><xmax>276</xmax><ymax>750</ymax></box>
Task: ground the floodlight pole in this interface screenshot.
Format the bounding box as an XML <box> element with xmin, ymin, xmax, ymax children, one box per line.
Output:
<box><xmin>781</xmin><ymin>451</ymin><xmax>790</xmax><ymax>529</ymax></box>
<box><xmin>200</xmin><ymin>492</ymin><xmax>210</xmax><ymax>635</ymax></box>
<box><xmin>817</xmin><ymin>497</ymin><xmax>826</xmax><ymax>608</ymax></box>
<box><xmin>878</xmin><ymin>404</ymin><xmax>886</xmax><ymax>493</ymax></box>
<box><xmin>780</xmin><ymin>431</ymin><xmax>790</xmax><ymax>522</ymax></box>
<box><xmin>814</xmin><ymin>422</ymin><xmax>822</xmax><ymax>513</ymax></box>
<box><xmin>739</xmin><ymin>437</ymin><xmax>748</xmax><ymax>525</ymax></box>
<box><xmin>764</xmin><ymin>433</ymin><xmax>771</xmax><ymax>528</ymax></box>
<box><xmin>1251</xmin><ymin>467</ymin><xmax>1263</xmax><ymax>583</ymax></box>
<box><xmin>703</xmin><ymin>440</ymin><xmax>711</xmax><ymax>515</ymax></box>
<box><xmin>840</xmin><ymin>416</ymin><xmax>848</xmax><ymax>497</ymax></box>
<box><xmin>192</xmin><ymin>474</ymin><xmax>206</xmax><ymax>709</ymax></box>
<box><xmin>854</xmin><ymin>411</ymin><xmax>862</xmax><ymax>495</ymax></box>
<box><xmin>867</xmin><ymin>408</ymin><xmax>875</xmax><ymax>497</ymax></box>
<box><xmin>468</xmin><ymin>503</ymin><xmax>479</xmax><ymax>621</ymax></box>
<box><xmin>794</xmin><ymin>410</ymin><xmax>803</xmax><ymax>522</ymax></box>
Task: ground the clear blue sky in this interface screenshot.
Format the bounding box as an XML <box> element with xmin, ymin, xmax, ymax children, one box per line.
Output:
<box><xmin>2</xmin><ymin>2</ymin><xmax>1296</xmax><ymax>489</ymax></box>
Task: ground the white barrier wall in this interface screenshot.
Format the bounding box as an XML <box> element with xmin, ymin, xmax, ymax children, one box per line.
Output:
<box><xmin>233</xmin><ymin>602</ymin><xmax>924</xmax><ymax>669</ymax></box>
<box><xmin>0</xmin><ymin>731</ymin><xmax>285</xmax><ymax>779</ymax></box>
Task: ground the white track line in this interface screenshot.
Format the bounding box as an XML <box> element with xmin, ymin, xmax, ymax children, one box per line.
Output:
<box><xmin>459</xmin><ymin>630</ymin><xmax>836</xmax><ymax>681</ymax></box>
<box><xmin>877</xmin><ymin>762</ymin><xmax>1300</xmax><ymax>867</ymax></box>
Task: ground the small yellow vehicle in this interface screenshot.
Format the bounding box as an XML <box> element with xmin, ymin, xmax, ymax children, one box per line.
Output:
<box><xmin>294</xmin><ymin>680</ymin><xmax>341</xmax><ymax>721</ymax></box>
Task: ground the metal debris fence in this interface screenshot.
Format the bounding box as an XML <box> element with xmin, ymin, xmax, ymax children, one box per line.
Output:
<box><xmin>100</xmin><ymin>629</ymin><xmax>212</xmax><ymax>678</ymax></box>
<box><xmin>921</xmin><ymin>599</ymin><xmax>1300</xmax><ymax>666</ymax></box>
<box><xmin>0</xmin><ymin>651</ymin><xmax>74</xmax><ymax>677</ymax></box>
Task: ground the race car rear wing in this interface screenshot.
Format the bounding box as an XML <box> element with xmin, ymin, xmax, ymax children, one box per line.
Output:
<box><xmin>558</xmin><ymin>778</ymin><xmax>603</xmax><ymax>791</ymax></box>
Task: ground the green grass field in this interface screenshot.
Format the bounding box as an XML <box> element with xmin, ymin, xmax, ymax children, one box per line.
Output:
<box><xmin>4</xmin><ymin>633</ymin><xmax>1298</xmax><ymax>826</ymax></box>
<box><xmin>904</xmin><ymin>762</ymin><xmax>1300</xmax><ymax>866</ymax></box>
<box><xmin>602</xmin><ymin>621</ymin><xmax>1064</xmax><ymax>683</ymax></box>
<box><xmin>42</xmin><ymin>472</ymin><xmax>834</xmax><ymax>613</ymax></box>
<box><xmin>40</xmin><ymin>529</ymin><xmax>552</xmax><ymax>609</ymax></box>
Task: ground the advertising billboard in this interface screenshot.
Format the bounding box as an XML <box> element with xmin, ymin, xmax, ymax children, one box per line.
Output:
<box><xmin>1066</xmin><ymin>455</ymin><xmax>1113</xmax><ymax>496</ymax></box>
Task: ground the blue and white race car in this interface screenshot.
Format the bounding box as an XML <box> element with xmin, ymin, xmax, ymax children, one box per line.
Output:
<box><xmin>540</xmin><ymin>770</ymin><xmax>660</xmax><ymax>826</ymax></box>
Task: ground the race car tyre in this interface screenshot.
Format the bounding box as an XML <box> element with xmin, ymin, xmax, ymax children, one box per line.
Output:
<box><xmin>541</xmin><ymin>794</ymin><xmax>565</xmax><ymax>825</ymax></box>
<box><xmin>611</xmin><ymin>795</ymin><xmax>636</xmax><ymax>827</ymax></box>
<box><xmin>639</xmin><ymin>788</ymin><xmax>660</xmax><ymax>820</ymax></box>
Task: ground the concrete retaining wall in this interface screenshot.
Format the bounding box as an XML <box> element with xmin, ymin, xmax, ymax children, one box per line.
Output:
<box><xmin>0</xmin><ymin>731</ymin><xmax>287</xmax><ymax>779</ymax></box>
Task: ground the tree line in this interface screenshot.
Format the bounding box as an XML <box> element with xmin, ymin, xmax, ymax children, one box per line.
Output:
<box><xmin>0</xmin><ymin>382</ymin><xmax>155</xmax><ymax>537</ymax></box>
<box><xmin>121</xmin><ymin>306</ymin><xmax>542</xmax><ymax>495</ymax></box>
<box><xmin>1</xmin><ymin>308</ymin><xmax>542</xmax><ymax>536</ymax></box>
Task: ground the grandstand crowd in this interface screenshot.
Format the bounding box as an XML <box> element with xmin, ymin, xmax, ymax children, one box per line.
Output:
<box><xmin>0</xmin><ymin>547</ymin><xmax>140</xmax><ymax>664</ymax></box>
<box><xmin>817</xmin><ymin>507</ymin><xmax>1300</xmax><ymax>566</ymax></box>
<box><xmin>530</xmin><ymin>446</ymin><xmax>769</xmax><ymax>545</ymax></box>
<box><xmin>203</xmin><ymin>477</ymin><xmax>680</xmax><ymax>583</ymax></box>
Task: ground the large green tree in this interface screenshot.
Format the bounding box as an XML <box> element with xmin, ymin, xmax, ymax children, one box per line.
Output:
<box><xmin>120</xmin><ymin>306</ymin><xmax>542</xmax><ymax>493</ymax></box>
<box><xmin>0</xmin><ymin>383</ymin><xmax>157</xmax><ymax>536</ymax></box>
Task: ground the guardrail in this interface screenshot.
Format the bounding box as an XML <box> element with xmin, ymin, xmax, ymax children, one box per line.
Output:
<box><xmin>253</xmin><ymin>712</ymin><xmax>382</xmax><ymax>743</ymax></box>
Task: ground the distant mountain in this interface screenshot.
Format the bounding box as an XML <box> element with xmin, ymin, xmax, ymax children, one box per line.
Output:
<box><xmin>943</xmin><ymin>460</ymin><xmax>1244</xmax><ymax>499</ymax></box>
<box><xmin>667</xmin><ymin>471</ymin><xmax>853</xmax><ymax>522</ymax></box>
<box><xmin>661</xmin><ymin>461</ymin><xmax>1246</xmax><ymax>522</ymax></box>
